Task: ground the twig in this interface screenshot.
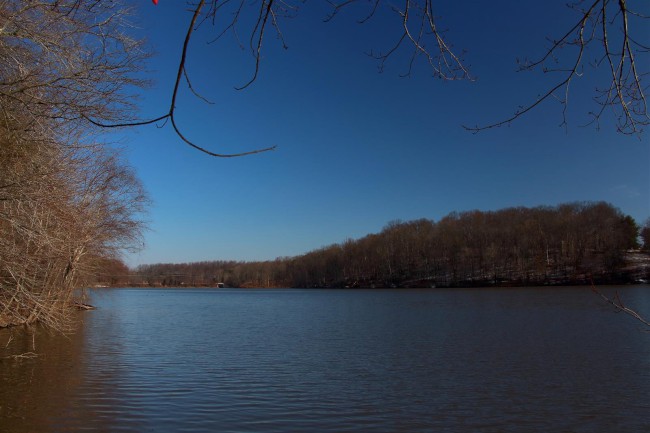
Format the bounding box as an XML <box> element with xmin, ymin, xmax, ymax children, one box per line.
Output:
<box><xmin>591</xmin><ymin>282</ymin><xmax>650</xmax><ymax>328</ymax></box>
<box><xmin>84</xmin><ymin>0</ymin><xmax>275</xmax><ymax>158</ymax></box>
<box><xmin>465</xmin><ymin>0</ymin><xmax>648</xmax><ymax>134</ymax></box>
<box><xmin>3</xmin><ymin>352</ymin><xmax>40</xmax><ymax>360</ymax></box>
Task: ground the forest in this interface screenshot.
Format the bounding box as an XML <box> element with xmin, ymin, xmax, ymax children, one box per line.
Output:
<box><xmin>132</xmin><ymin>202</ymin><xmax>649</xmax><ymax>289</ymax></box>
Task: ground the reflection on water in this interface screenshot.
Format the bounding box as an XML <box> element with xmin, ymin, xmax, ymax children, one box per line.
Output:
<box><xmin>1</xmin><ymin>287</ymin><xmax>649</xmax><ymax>432</ymax></box>
<box><xmin>0</xmin><ymin>321</ymin><xmax>86</xmax><ymax>432</ymax></box>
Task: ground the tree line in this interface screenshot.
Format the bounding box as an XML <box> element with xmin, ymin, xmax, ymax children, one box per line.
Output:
<box><xmin>133</xmin><ymin>202</ymin><xmax>648</xmax><ymax>289</ymax></box>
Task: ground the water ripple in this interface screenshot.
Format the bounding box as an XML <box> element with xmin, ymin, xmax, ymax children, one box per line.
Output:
<box><xmin>1</xmin><ymin>287</ymin><xmax>649</xmax><ymax>432</ymax></box>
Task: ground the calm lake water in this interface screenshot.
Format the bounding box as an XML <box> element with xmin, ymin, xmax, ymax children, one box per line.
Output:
<box><xmin>1</xmin><ymin>286</ymin><xmax>649</xmax><ymax>432</ymax></box>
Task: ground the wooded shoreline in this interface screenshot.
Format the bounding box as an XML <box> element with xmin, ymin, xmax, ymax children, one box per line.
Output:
<box><xmin>103</xmin><ymin>267</ymin><xmax>650</xmax><ymax>290</ymax></box>
<box><xmin>119</xmin><ymin>203</ymin><xmax>650</xmax><ymax>290</ymax></box>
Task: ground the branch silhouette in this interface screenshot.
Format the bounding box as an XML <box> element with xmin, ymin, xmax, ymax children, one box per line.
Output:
<box><xmin>83</xmin><ymin>0</ymin><xmax>276</xmax><ymax>158</ymax></box>
<box><xmin>464</xmin><ymin>0</ymin><xmax>648</xmax><ymax>135</ymax></box>
<box><xmin>591</xmin><ymin>281</ymin><xmax>650</xmax><ymax>329</ymax></box>
<box><xmin>84</xmin><ymin>0</ymin><xmax>647</xmax><ymax>145</ymax></box>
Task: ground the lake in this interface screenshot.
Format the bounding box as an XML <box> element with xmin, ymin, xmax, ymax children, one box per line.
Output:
<box><xmin>1</xmin><ymin>286</ymin><xmax>649</xmax><ymax>432</ymax></box>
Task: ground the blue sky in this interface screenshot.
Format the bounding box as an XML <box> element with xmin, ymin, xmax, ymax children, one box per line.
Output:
<box><xmin>117</xmin><ymin>1</ymin><xmax>649</xmax><ymax>266</ymax></box>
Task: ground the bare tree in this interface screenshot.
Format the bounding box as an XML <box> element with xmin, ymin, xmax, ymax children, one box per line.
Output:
<box><xmin>0</xmin><ymin>133</ymin><xmax>148</xmax><ymax>330</ymax></box>
<box><xmin>0</xmin><ymin>0</ymin><xmax>148</xmax><ymax>139</ymax></box>
<box><xmin>1</xmin><ymin>0</ymin><xmax>149</xmax><ymax>330</ymax></box>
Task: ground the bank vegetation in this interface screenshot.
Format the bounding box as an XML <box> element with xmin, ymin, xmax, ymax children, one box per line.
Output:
<box><xmin>0</xmin><ymin>1</ymin><xmax>148</xmax><ymax>330</ymax></box>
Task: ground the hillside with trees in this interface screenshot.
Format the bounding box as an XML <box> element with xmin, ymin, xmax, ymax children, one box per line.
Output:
<box><xmin>133</xmin><ymin>202</ymin><xmax>648</xmax><ymax>289</ymax></box>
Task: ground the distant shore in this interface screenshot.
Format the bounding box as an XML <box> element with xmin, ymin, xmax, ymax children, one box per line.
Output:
<box><xmin>123</xmin><ymin>204</ymin><xmax>649</xmax><ymax>291</ymax></box>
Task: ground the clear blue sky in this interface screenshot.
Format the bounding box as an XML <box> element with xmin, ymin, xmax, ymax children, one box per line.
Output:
<box><xmin>117</xmin><ymin>1</ymin><xmax>649</xmax><ymax>266</ymax></box>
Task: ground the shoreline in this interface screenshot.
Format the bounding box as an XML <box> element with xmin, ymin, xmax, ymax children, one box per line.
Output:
<box><xmin>91</xmin><ymin>280</ymin><xmax>650</xmax><ymax>290</ymax></box>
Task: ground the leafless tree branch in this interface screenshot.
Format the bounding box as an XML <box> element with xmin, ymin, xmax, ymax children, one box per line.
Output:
<box><xmin>592</xmin><ymin>284</ymin><xmax>650</xmax><ymax>329</ymax></box>
<box><xmin>465</xmin><ymin>0</ymin><xmax>648</xmax><ymax>135</ymax></box>
<box><xmin>81</xmin><ymin>0</ymin><xmax>276</xmax><ymax>157</ymax></box>
<box><xmin>326</xmin><ymin>0</ymin><xmax>471</xmax><ymax>80</ymax></box>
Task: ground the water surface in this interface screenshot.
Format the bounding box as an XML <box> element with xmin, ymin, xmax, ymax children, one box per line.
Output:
<box><xmin>1</xmin><ymin>286</ymin><xmax>649</xmax><ymax>432</ymax></box>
